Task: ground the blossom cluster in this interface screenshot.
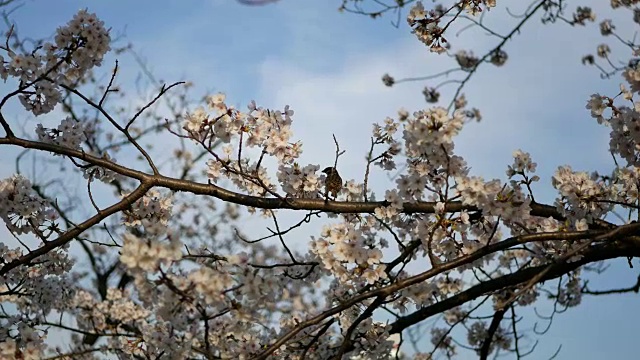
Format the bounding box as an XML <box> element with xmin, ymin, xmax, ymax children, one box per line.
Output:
<box><xmin>552</xmin><ymin>165</ymin><xmax>612</xmax><ymax>225</ymax></box>
<box><xmin>187</xmin><ymin>94</ymin><xmax>331</xmax><ymax>198</ymax></box>
<box><xmin>456</xmin><ymin>175</ymin><xmax>531</xmax><ymax>222</ymax></box>
<box><xmin>374</xmin><ymin>189</ymin><xmax>404</xmax><ymax>219</ymax></box>
<box><xmin>2</xmin><ymin>9</ymin><xmax>110</xmax><ymax>115</ymax></box>
<box><xmin>119</xmin><ymin>232</ymin><xmax>182</xmax><ymax>272</ymax></box>
<box><xmin>455</xmin><ymin>50</ymin><xmax>479</xmax><ymax>71</ymax></box>
<box><xmin>83</xmin><ymin>151</ymin><xmax>119</xmax><ymax>183</ymax></box>
<box><xmin>402</xmin><ymin>107</ymin><xmax>464</xmax><ymax>159</ymax></box>
<box><xmin>585</xmin><ymin>62</ymin><xmax>640</xmax><ymax>169</ymax></box>
<box><xmin>310</xmin><ymin>222</ymin><xmax>387</xmax><ymax>285</ymax></box>
<box><xmin>623</xmin><ymin>61</ymin><xmax>640</xmax><ymax>93</ymax></box>
<box><xmin>122</xmin><ymin>189</ymin><xmax>173</xmax><ymax>234</ymax></box>
<box><xmin>452</xmin><ymin>150</ymin><xmax>535</xmax><ymax>226</ymax></box>
<box><xmin>208</xmin><ymin>156</ymin><xmax>277</xmax><ymax>197</ymax></box>
<box><xmin>277</xmin><ymin>163</ymin><xmax>322</xmax><ymax>197</ymax></box>
<box><xmin>0</xmin><ymin>174</ymin><xmax>57</xmax><ymax>235</ymax></box>
<box><xmin>430</xmin><ymin>327</ymin><xmax>456</xmax><ymax>357</ymax></box>
<box><xmin>186</xmin><ymin>94</ymin><xmax>301</xmax><ymax>164</ymax></box>
<box><xmin>407</xmin><ymin>1</ymin><xmax>497</xmax><ymax>53</ymax></box>
<box><xmin>407</xmin><ymin>1</ymin><xmax>448</xmax><ymax>53</ymax></box>
<box><xmin>35</xmin><ymin>116</ymin><xmax>87</xmax><ymax>150</ymax></box>
<box><xmin>0</xmin><ymin>331</ymin><xmax>44</xmax><ymax>360</ymax></box>
<box><xmin>194</xmin><ymin>95</ymin><xmax>370</xmax><ymax>202</ymax></box>
<box><xmin>1</xmin><ymin>240</ymin><xmax>75</xmax><ymax>358</ymax></box>
<box><xmin>371</xmin><ymin>116</ymin><xmax>401</xmax><ymax>171</ymax></box>
<box><xmin>466</xmin><ymin>321</ymin><xmax>511</xmax><ymax>355</ymax></box>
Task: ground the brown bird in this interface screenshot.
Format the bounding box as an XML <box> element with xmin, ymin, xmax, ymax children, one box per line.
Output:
<box><xmin>322</xmin><ymin>167</ymin><xmax>342</xmax><ymax>199</ymax></box>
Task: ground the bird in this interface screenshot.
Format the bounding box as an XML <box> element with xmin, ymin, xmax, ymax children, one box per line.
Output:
<box><xmin>322</xmin><ymin>167</ymin><xmax>342</xmax><ymax>199</ymax></box>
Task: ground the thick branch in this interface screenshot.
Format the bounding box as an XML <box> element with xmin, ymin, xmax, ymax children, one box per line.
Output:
<box><xmin>388</xmin><ymin>240</ymin><xmax>640</xmax><ymax>335</ymax></box>
<box><xmin>254</xmin><ymin>223</ymin><xmax>640</xmax><ymax>359</ymax></box>
<box><xmin>0</xmin><ymin>137</ymin><xmax>615</xmax><ymax>229</ymax></box>
<box><xmin>479</xmin><ymin>308</ymin><xmax>507</xmax><ymax>360</ymax></box>
<box><xmin>0</xmin><ymin>182</ymin><xmax>153</xmax><ymax>277</ymax></box>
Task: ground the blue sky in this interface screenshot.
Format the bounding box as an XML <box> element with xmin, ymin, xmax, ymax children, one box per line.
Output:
<box><xmin>1</xmin><ymin>0</ymin><xmax>639</xmax><ymax>358</ymax></box>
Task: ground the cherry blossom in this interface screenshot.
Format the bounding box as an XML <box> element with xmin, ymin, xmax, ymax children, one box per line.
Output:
<box><xmin>2</xmin><ymin>2</ymin><xmax>640</xmax><ymax>359</ymax></box>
